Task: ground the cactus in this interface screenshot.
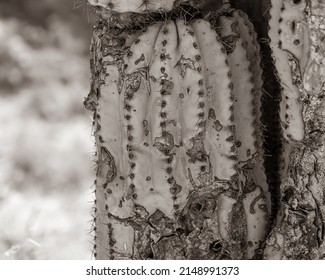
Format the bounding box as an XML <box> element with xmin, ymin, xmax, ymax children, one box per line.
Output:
<box><xmin>84</xmin><ymin>0</ymin><xmax>325</xmax><ymax>259</ymax></box>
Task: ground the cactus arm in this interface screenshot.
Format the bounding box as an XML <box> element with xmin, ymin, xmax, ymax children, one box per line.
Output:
<box><xmin>268</xmin><ymin>0</ymin><xmax>304</xmax><ymax>142</ymax></box>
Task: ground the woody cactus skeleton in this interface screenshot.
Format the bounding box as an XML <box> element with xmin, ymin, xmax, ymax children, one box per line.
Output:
<box><xmin>84</xmin><ymin>0</ymin><xmax>325</xmax><ymax>259</ymax></box>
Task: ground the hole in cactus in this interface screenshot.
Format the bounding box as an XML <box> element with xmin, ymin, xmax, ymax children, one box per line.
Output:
<box><xmin>167</xmin><ymin>177</ymin><xmax>174</xmax><ymax>184</ymax></box>
<box><xmin>209</xmin><ymin>240</ymin><xmax>222</xmax><ymax>253</ymax></box>
<box><xmin>283</xmin><ymin>187</ymin><xmax>294</xmax><ymax>203</ymax></box>
<box><xmin>166</xmin><ymin>167</ymin><xmax>173</xmax><ymax>174</ymax></box>
<box><xmin>147</xmin><ymin>251</ymin><xmax>154</xmax><ymax>259</ymax></box>
<box><xmin>293</xmin><ymin>0</ymin><xmax>301</xmax><ymax>4</ymax></box>
<box><xmin>191</xmin><ymin>201</ymin><xmax>205</xmax><ymax>212</ymax></box>
<box><xmin>293</xmin><ymin>39</ymin><xmax>300</xmax><ymax>46</ymax></box>
<box><xmin>176</xmin><ymin>228</ymin><xmax>184</xmax><ymax>235</ymax></box>
<box><xmin>258</xmin><ymin>204</ymin><xmax>267</xmax><ymax>212</ymax></box>
<box><xmin>198</xmin><ymin>121</ymin><xmax>205</xmax><ymax>127</ymax></box>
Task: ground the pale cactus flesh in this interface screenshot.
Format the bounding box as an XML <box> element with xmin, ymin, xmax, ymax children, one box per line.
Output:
<box><xmin>84</xmin><ymin>0</ymin><xmax>325</xmax><ymax>259</ymax></box>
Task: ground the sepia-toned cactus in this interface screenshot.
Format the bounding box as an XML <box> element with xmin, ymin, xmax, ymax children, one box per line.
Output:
<box><xmin>84</xmin><ymin>0</ymin><xmax>325</xmax><ymax>259</ymax></box>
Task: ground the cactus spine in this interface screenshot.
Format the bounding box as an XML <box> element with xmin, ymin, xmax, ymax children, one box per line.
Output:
<box><xmin>84</xmin><ymin>0</ymin><xmax>325</xmax><ymax>259</ymax></box>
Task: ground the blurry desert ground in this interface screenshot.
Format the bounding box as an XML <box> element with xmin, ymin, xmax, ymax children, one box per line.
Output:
<box><xmin>0</xmin><ymin>0</ymin><xmax>96</xmax><ymax>259</ymax></box>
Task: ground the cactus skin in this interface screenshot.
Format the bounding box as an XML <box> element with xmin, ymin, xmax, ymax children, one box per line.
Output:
<box><xmin>84</xmin><ymin>1</ymin><xmax>276</xmax><ymax>260</ymax></box>
<box><xmin>86</xmin><ymin>17</ymin><xmax>235</xmax><ymax>260</ymax></box>
<box><xmin>264</xmin><ymin>0</ymin><xmax>325</xmax><ymax>260</ymax></box>
<box><xmin>85</xmin><ymin>0</ymin><xmax>325</xmax><ymax>260</ymax></box>
<box><xmin>85</xmin><ymin>4</ymin><xmax>271</xmax><ymax>258</ymax></box>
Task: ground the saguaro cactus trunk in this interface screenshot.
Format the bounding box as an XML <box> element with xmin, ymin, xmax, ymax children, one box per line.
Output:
<box><xmin>84</xmin><ymin>0</ymin><xmax>325</xmax><ymax>259</ymax></box>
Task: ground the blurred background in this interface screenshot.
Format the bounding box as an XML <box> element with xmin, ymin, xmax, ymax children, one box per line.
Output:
<box><xmin>0</xmin><ymin>0</ymin><xmax>96</xmax><ymax>259</ymax></box>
